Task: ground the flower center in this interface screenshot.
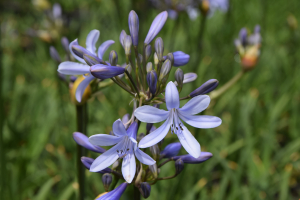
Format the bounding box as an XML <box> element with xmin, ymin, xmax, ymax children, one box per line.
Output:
<box><xmin>171</xmin><ymin>109</ymin><xmax>183</xmax><ymax>135</ymax></box>
<box><xmin>116</xmin><ymin>136</ymin><xmax>131</xmax><ymax>158</ymax></box>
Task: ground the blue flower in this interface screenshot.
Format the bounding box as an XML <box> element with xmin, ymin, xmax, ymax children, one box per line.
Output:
<box><xmin>134</xmin><ymin>81</ymin><xmax>221</xmax><ymax>158</ymax></box>
<box><xmin>89</xmin><ymin>120</ymin><xmax>155</xmax><ymax>183</ymax></box>
<box><xmin>57</xmin><ymin>29</ymin><xmax>115</xmax><ymax>102</ymax></box>
<box><xmin>96</xmin><ymin>183</ymin><xmax>128</xmax><ymax>200</ymax></box>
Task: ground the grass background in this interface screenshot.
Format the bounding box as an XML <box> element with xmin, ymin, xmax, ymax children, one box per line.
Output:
<box><xmin>1</xmin><ymin>0</ymin><xmax>300</xmax><ymax>199</ymax></box>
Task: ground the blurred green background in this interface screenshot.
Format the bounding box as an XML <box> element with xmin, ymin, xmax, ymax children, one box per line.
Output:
<box><xmin>1</xmin><ymin>0</ymin><xmax>300</xmax><ymax>199</ymax></box>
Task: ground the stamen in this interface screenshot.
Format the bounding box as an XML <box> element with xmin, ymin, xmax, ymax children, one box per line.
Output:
<box><xmin>116</xmin><ymin>136</ymin><xmax>131</xmax><ymax>158</ymax></box>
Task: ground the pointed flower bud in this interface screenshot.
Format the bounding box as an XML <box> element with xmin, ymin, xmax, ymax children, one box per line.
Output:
<box><xmin>50</xmin><ymin>46</ymin><xmax>62</xmax><ymax>63</ymax></box>
<box><xmin>160</xmin><ymin>142</ymin><xmax>182</xmax><ymax>159</ymax></box>
<box><xmin>173</xmin><ymin>152</ymin><xmax>213</xmax><ymax>164</ymax></box>
<box><xmin>139</xmin><ymin>182</ymin><xmax>151</xmax><ymax>199</ymax></box>
<box><xmin>146</xmin><ymin>62</ymin><xmax>153</xmax><ymax>73</ymax></box>
<box><xmin>159</xmin><ymin>59</ymin><xmax>172</xmax><ymax>82</ymax></box>
<box><xmin>175</xmin><ymin>68</ymin><xmax>184</xmax><ymax>93</ymax></box>
<box><xmin>83</xmin><ymin>54</ymin><xmax>104</xmax><ymax>66</ymax></box>
<box><xmin>175</xmin><ymin>158</ymin><xmax>184</xmax><ymax>174</ymax></box>
<box><xmin>189</xmin><ymin>79</ymin><xmax>219</xmax><ymax>97</ymax></box>
<box><xmin>144</xmin><ymin>11</ymin><xmax>168</xmax><ymax>45</ymax></box>
<box><xmin>172</xmin><ymin>51</ymin><xmax>190</xmax><ymax>67</ymax></box>
<box><xmin>154</xmin><ymin>37</ymin><xmax>164</xmax><ymax>60</ymax></box>
<box><xmin>90</xmin><ymin>64</ymin><xmax>125</xmax><ymax>79</ymax></box>
<box><xmin>81</xmin><ymin>157</ymin><xmax>112</xmax><ymax>174</ymax></box>
<box><xmin>61</xmin><ymin>37</ymin><xmax>70</xmax><ymax>53</ymax></box>
<box><xmin>149</xmin><ymin>164</ymin><xmax>158</xmax><ymax>179</ymax></box>
<box><xmin>96</xmin><ymin>183</ymin><xmax>128</xmax><ymax>200</ymax></box>
<box><xmin>145</xmin><ymin>44</ymin><xmax>152</xmax><ymax>61</ymax></box>
<box><xmin>124</xmin><ymin>35</ymin><xmax>132</xmax><ymax>56</ymax></box>
<box><xmin>150</xmin><ymin>144</ymin><xmax>160</xmax><ymax>160</ymax></box>
<box><xmin>102</xmin><ymin>173</ymin><xmax>113</xmax><ymax>192</ymax></box>
<box><xmin>128</xmin><ymin>10</ymin><xmax>139</xmax><ymax>46</ymax></box>
<box><xmin>73</xmin><ymin>132</ymin><xmax>106</xmax><ymax>153</ymax></box>
<box><xmin>166</xmin><ymin>53</ymin><xmax>174</xmax><ymax>66</ymax></box>
<box><xmin>154</xmin><ymin>52</ymin><xmax>159</xmax><ymax>69</ymax></box>
<box><xmin>239</xmin><ymin>28</ymin><xmax>248</xmax><ymax>46</ymax></box>
<box><xmin>119</xmin><ymin>30</ymin><xmax>127</xmax><ymax>48</ymax></box>
<box><xmin>147</xmin><ymin>70</ymin><xmax>157</xmax><ymax>95</ymax></box>
<box><xmin>72</xmin><ymin>45</ymin><xmax>91</xmax><ymax>59</ymax></box>
<box><xmin>109</xmin><ymin>50</ymin><xmax>118</xmax><ymax>66</ymax></box>
<box><xmin>183</xmin><ymin>73</ymin><xmax>197</xmax><ymax>84</ymax></box>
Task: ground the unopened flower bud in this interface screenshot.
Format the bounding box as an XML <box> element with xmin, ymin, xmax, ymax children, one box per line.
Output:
<box><xmin>154</xmin><ymin>37</ymin><xmax>164</xmax><ymax>60</ymax></box>
<box><xmin>189</xmin><ymin>79</ymin><xmax>219</xmax><ymax>97</ymax></box>
<box><xmin>154</xmin><ymin>52</ymin><xmax>159</xmax><ymax>70</ymax></box>
<box><xmin>119</xmin><ymin>30</ymin><xmax>127</xmax><ymax>48</ymax></box>
<box><xmin>160</xmin><ymin>142</ymin><xmax>182</xmax><ymax>159</ymax></box>
<box><xmin>146</xmin><ymin>62</ymin><xmax>153</xmax><ymax>73</ymax></box>
<box><xmin>173</xmin><ymin>152</ymin><xmax>213</xmax><ymax>164</ymax></box>
<box><xmin>128</xmin><ymin>10</ymin><xmax>139</xmax><ymax>46</ymax></box>
<box><xmin>144</xmin><ymin>11</ymin><xmax>168</xmax><ymax>45</ymax></box>
<box><xmin>175</xmin><ymin>159</ymin><xmax>184</xmax><ymax>174</ymax></box>
<box><xmin>239</xmin><ymin>28</ymin><xmax>248</xmax><ymax>46</ymax></box>
<box><xmin>50</xmin><ymin>46</ymin><xmax>62</xmax><ymax>63</ymax></box>
<box><xmin>109</xmin><ymin>50</ymin><xmax>118</xmax><ymax>66</ymax></box>
<box><xmin>149</xmin><ymin>164</ymin><xmax>158</xmax><ymax>179</ymax></box>
<box><xmin>124</xmin><ymin>35</ymin><xmax>132</xmax><ymax>56</ymax></box>
<box><xmin>170</xmin><ymin>51</ymin><xmax>189</xmax><ymax>67</ymax></box>
<box><xmin>102</xmin><ymin>173</ymin><xmax>113</xmax><ymax>192</ymax></box>
<box><xmin>159</xmin><ymin>59</ymin><xmax>172</xmax><ymax>82</ymax></box>
<box><xmin>83</xmin><ymin>54</ymin><xmax>103</xmax><ymax>66</ymax></box>
<box><xmin>139</xmin><ymin>182</ymin><xmax>151</xmax><ymax>199</ymax></box>
<box><xmin>72</xmin><ymin>45</ymin><xmax>90</xmax><ymax>59</ymax></box>
<box><xmin>61</xmin><ymin>37</ymin><xmax>70</xmax><ymax>53</ymax></box>
<box><xmin>150</xmin><ymin>144</ymin><xmax>160</xmax><ymax>160</ymax></box>
<box><xmin>147</xmin><ymin>70</ymin><xmax>157</xmax><ymax>95</ymax></box>
<box><xmin>97</xmin><ymin>183</ymin><xmax>128</xmax><ymax>200</ymax></box>
<box><xmin>90</xmin><ymin>64</ymin><xmax>125</xmax><ymax>79</ymax></box>
<box><xmin>145</xmin><ymin>44</ymin><xmax>152</xmax><ymax>61</ymax></box>
<box><xmin>166</xmin><ymin>53</ymin><xmax>174</xmax><ymax>66</ymax></box>
<box><xmin>175</xmin><ymin>68</ymin><xmax>184</xmax><ymax>93</ymax></box>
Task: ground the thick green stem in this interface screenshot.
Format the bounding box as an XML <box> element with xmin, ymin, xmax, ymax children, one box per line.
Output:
<box><xmin>209</xmin><ymin>71</ymin><xmax>244</xmax><ymax>100</ymax></box>
<box><xmin>133</xmin><ymin>185</ymin><xmax>141</xmax><ymax>200</ymax></box>
<box><xmin>76</xmin><ymin>104</ymin><xmax>88</xmax><ymax>200</ymax></box>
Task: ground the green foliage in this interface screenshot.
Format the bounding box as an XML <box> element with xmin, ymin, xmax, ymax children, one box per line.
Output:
<box><xmin>1</xmin><ymin>0</ymin><xmax>300</xmax><ymax>199</ymax></box>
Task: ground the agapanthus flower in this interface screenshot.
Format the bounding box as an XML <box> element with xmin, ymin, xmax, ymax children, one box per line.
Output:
<box><xmin>134</xmin><ymin>81</ymin><xmax>221</xmax><ymax>158</ymax></box>
<box><xmin>57</xmin><ymin>29</ymin><xmax>115</xmax><ymax>102</ymax></box>
<box><xmin>89</xmin><ymin>120</ymin><xmax>155</xmax><ymax>183</ymax></box>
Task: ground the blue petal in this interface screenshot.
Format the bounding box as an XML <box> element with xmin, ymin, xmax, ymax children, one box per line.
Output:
<box><xmin>98</xmin><ymin>40</ymin><xmax>115</xmax><ymax>59</ymax></box>
<box><xmin>81</xmin><ymin>157</ymin><xmax>112</xmax><ymax>173</ymax></box>
<box><xmin>165</xmin><ymin>82</ymin><xmax>180</xmax><ymax>110</ymax></box>
<box><xmin>89</xmin><ymin>134</ymin><xmax>123</xmax><ymax>146</ymax></box>
<box><xmin>138</xmin><ymin>113</ymin><xmax>173</xmax><ymax>148</ymax></box>
<box><xmin>122</xmin><ymin>152</ymin><xmax>136</xmax><ymax>183</ymax></box>
<box><xmin>173</xmin><ymin>152</ymin><xmax>213</xmax><ymax>164</ymax></box>
<box><xmin>112</xmin><ymin>119</ymin><xmax>127</xmax><ymax>137</ymax></box>
<box><xmin>179</xmin><ymin>114</ymin><xmax>222</xmax><ymax>129</ymax></box>
<box><xmin>160</xmin><ymin>142</ymin><xmax>181</xmax><ymax>158</ymax></box>
<box><xmin>90</xmin><ymin>64</ymin><xmax>125</xmax><ymax>79</ymax></box>
<box><xmin>73</xmin><ymin>132</ymin><xmax>106</xmax><ymax>153</ymax></box>
<box><xmin>90</xmin><ymin>142</ymin><xmax>122</xmax><ymax>172</ymax></box>
<box><xmin>75</xmin><ymin>76</ymin><xmax>95</xmax><ymax>103</ymax></box>
<box><xmin>57</xmin><ymin>61</ymin><xmax>90</xmax><ymax>75</ymax></box>
<box><xmin>134</xmin><ymin>105</ymin><xmax>169</xmax><ymax>123</ymax></box>
<box><xmin>86</xmin><ymin>30</ymin><xmax>100</xmax><ymax>55</ymax></box>
<box><xmin>177</xmin><ymin>125</ymin><xmax>201</xmax><ymax>158</ymax></box>
<box><xmin>178</xmin><ymin>95</ymin><xmax>210</xmax><ymax>116</ymax></box>
<box><xmin>69</xmin><ymin>39</ymin><xmax>86</xmax><ymax>64</ymax></box>
<box><xmin>135</xmin><ymin>148</ymin><xmax>156</xmax><ymax>165</ymax></box>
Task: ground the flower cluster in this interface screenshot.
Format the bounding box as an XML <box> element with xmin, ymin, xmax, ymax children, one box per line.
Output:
<box><xmin>59</xmin><ymin>10</ymin><xmax>221</xmax><ymax>199</ymax></box>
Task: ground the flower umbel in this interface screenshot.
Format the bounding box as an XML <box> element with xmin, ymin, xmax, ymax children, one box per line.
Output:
<box><xmin>134</xmin><ymin>81</ymin><xmax>222</xmax><ymax>158</ymax></box>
